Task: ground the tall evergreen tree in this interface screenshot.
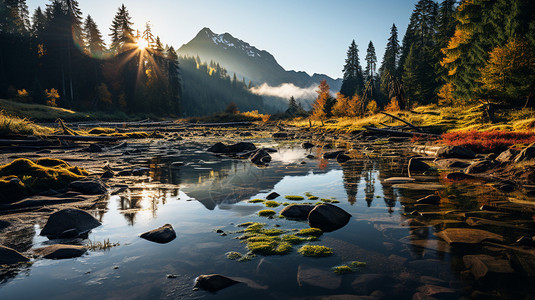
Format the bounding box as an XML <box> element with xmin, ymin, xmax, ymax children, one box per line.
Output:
<box><xmin>109</xmin><ymin>4</ymin><xmax>134</xmax><ymax>53</ymax></box>
<box><xmin>379</xmin><ymin>23</ymin><xmax>401</xmax><ymax>106</ymax></box>
<box><xmin>340</xmin><ymin>40</ymin><xmax>364</xmax><ymax>97</ymax></box>
<box><xmin>83</xmin><ymin>15</ymin><xmax>105</xmax><ymax>57</ymax></box>
<box><xmin>364</xmin><ymin>41</ymin><xmax>377</xmax><ymax>82</ymax></box>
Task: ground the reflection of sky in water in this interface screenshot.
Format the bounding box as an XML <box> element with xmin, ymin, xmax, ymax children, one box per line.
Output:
<box><xmin>2</xmin><ymin>144</ymin><xmax>528</xmax><ymax>299</ymax></box>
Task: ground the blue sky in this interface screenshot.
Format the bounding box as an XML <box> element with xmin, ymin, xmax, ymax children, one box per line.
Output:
<box><xmin>27</xmin><ymin>0</ymin><xmax>419</xmax><ymax>79</ymax></box>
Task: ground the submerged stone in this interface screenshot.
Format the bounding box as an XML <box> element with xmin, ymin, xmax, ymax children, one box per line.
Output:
<box><xmin>34</xmin><ymin>244</ymin><xmax>87</xmax><ymax>259</ymax></box>
<box><xmin>409</xmin><ymin>158</ymin><xmax>431</xmax><ymax>172</ymax></box>
<box><xmin>40</xmin><ymin>208</ymin><xmax>101</xmax><ymax>239</ymax></box>
<box><xmin>193</xmin><ymin>274</ymin><xmax>240</xmax><ymax>292</ymax></box>
<box><xmin>416</xmin><ymin>194</ymin><xmax>441</xmax><ymax>205</ymax></box>
<box><xmin>70</xmin><ymin>178</ymin><xmax>107</xmax><ymax>195</ymax></box>
<box><xmin>323</xmin><ymin>151</ymin><xmax>345</xmax><ymax>159</ymax></box>
<box><xmin>436</xmin><ymin>228</ymin><xmax>504</xmax><ymax>246</ymax></box>
<box><xmin>140</xmin><ymin>224</ymin><xmax>176</xmax><ymax>244</ymax></box>
<box><xmin>297</xmin><ymin>265</ymin><xmax>341</xmax><ymax>289</ymax></box>
<box><xmin>463</xmin><ymin>254</ymin><xmax>515</xmax><ymax>280</ymax></box>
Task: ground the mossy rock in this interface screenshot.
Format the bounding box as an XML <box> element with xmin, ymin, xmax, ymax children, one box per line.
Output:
<box><xmin>247</xmin><ymin>239</ymin><xmax>292</xmax><ymax>255</ymax></box>
<box><xmin>284</xmin><ymin>195</ymin><xmax>305</xmax><ymax>201</ymax></box>
<box><xmin>248</xmin><ymin>199</ymin><xmax>265</xmax><ymax>203</ymax></box>
<box><xmin>264</xmin><ymin>200</ymin><xmax>280</xmax><ymax>207</ymax></box>
<box><xmin>298</xmin><ymin>245</ymin><xmax>333</xmax><ymax>257</ymax></box>
<box><xmin>0</xmin><ymin>158</ymin><xmax>88</xmax><ymax>202</ymax></box>
<box><xmin>258</xmin><ymin>209</ymin><xmax>276</xmax><ymax>217</ymax></box>
<box><xmin>332</xmin><ymin>265</ymin><xmax>354</xmax><ymax>274</ymax></box>
<box><xmin>88</xmin><ymin>127</ymin><xmax>116</xmax><ymax>135</ymax></box>
<box><xmin>297</xmin><ymin>228</ymin><xmax>323</xmax><ymax>238</ymax></box>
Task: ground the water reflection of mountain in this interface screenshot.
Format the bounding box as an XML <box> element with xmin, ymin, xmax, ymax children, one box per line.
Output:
<box><xmin>150</xmin><ymin>147</ymin><xmax>336</xmax><ymax>210</ymax></box>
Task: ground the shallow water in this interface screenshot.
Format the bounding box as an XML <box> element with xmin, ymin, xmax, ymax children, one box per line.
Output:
<box><xmin>1</xmin><ymin>141</ymin><xmax>535</xmax><ymax>299</ymax></box>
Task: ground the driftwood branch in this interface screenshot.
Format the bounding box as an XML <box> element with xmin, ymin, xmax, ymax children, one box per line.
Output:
<box><xmin>363</xmin><ymin>126</ymin><xmax>439</xmax><ymax>137</ymax></box>
<box><xmin>380</xmin><ymin>112</ymin><xmax>424</xmax><ymax>132</ymax></box>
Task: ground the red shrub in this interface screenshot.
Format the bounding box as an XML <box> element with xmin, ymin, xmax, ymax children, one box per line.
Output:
<box><xmin>441</xmin><ymin>130</ymin><xmax>535</xmax><ymax>153</ymax></box>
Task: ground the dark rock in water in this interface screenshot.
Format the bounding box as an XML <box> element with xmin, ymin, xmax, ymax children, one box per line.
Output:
<box><xmin>308</xmin><ymin>204</ymin><xmax>351</xmax><ymax>232</ymax></box>
<box><xmin>207</xmin><ymin>142</ymin><xmax>228</xmax><ymax>153</ymax></box>
<box><xmin>240</xmin><ymin>132</ymin><xmax>252</xmax><ymax>137</ymax></box>
<box><xmin>437</xmin><ymin>146</ymin><xmax>476</xmax><ymax>159</ymax></box>
<box><xmin>336</xmin><ymin>154</ymin><xmax>351</xmax><ymax>163</ymax></box>
<box><xmin>351</xmin><ymin>274</ymin><xmax>388</xmax><ymax>295</ymax></box>
<box><xmin>0</xmin><ymin>219</ymin><xmax>10</xmax><ymax>230</ymax></box>
<box><xmin>266</xmin><ymin>192</ymin><xmax>280</xmax><ymax>200</ymax></box>
<box><xmin>323</xmin><ymin>151</ymin><xmax>345</xmax><ymax>159</ymax></box>
<box><xmin>263</xmin><ymin>148</ymin><xmax>278</xmax><ymax>153</ymax></box>
<box><xmin>416</xmin><ymin>284</ymin><xmax>457</xmax><ymax>299</ymax></box>
<box><xmin>100</xmin><ymin>170</ymin><xmax>114</xmax><ymax>179</ymax></box>
<box><xmin>140</xmin><ymin>224</ymin><xmax>176</xmax><ymax>244</ymax></box>
<box><xmin>463</xmin><ymin>254</ymin><xmax>514</xmax><ymax>280</ymax></box>
<box><xmin>409</xmin><ymin>158</ymin><xmax>431</xmax><ymax>172</ymax></box>
<box><xmin>496</xmin><ymin>149</ymin><xmax>519</xmax><ymax>163</ymax></box>
<box><xmin>273</xmin><ymin>132</ymin><xmax>289</xmax><ymax>138</ymax></box>
<box><xmin>132</xmin><ymin>167</ymin><xmax>150</xmax><ymax>176</ymax></box>
<box><xmin>70</xmin><ymin>178</ymin><xmax>107</xmax><ymax>195</ymax></box>
<box><xmin>34</xmin><ymin>244</ymin><xmax>87</xmax><ymax>259</ymax></box>
<box><xmin>493</xmin><ymin>182</ymin><xmax>515</xmax><ymax>192</ymax></box>
<box><xmin>0</xmin><ymin>245</ymin><xmax>30</xmax><ymax>264</ymax></box>
<box><xmin>514</xmin><ymin>142</ymin><xmax>535</xmax><ymax>163</ymax></box>
<box><xmin>193</xmin><ymin>274</ymin><xmax>240</xmax><ymax>292</ymax></box>
<box><xmin>446</xmin><ymin>172</ymin><xmax>475</xmax><ymax>180</ymax></box>
<box><xmin>434</xmin><ymin>159</ymin><xmax>470</xmax><ymax>169</ymax></box>
<box><xmin>465</xmin><ymin>160</ymin><xmax>498</xmax><ymax>174</ymax></box>
<box><xmin>416</xmin><ymin>194</ymin><xmax>441</xmax><ymax>205</ymax></box>
<box><xmin>436</xmin><ymin>228</ymin><xmax>503</xmax><ymax>246</ymax></box>
<box><xmin>86</xmin><ymin>144</ymin><xmax>103</xmax><ymax>153</ymax></box>
<box><xmin>280</xmin><ymin>204</ymin><xmax>315</xmax><ymax>220</ymax></box>
<box><xmin>249</xmin><ymin>149</ymin><xmax>271</xmax><ymax>166</ymax></box>
<box><xmin>302</xmin><ymin>142</ymin><xmax>314</xmax><ymax>149</ymax></box>
<box><xmin>306</xmin><ymin>154</ymin><xmax>315</xmax><ymax>159</ymax></box>
<box><xmin>40</xmin><ymin>208</ymin><xmax>101</xmax><ymax>239</ymax></box>
<box><xmin>228</xmin><ymin>142</ymin><xmax>256</xmax><ymax>153</ymax></box>
<box><xmin>117</xmin><ymin>170</ymin><xmax>133</xmax><ymax>176</ymax></box>
<box><xmin>297</xmin><ymin>265</ymin><xmax>341</xmax><ymax>290</ymax></box>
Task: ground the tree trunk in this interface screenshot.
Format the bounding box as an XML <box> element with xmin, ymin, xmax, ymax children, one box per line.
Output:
<box><xmin>485</xmin><ymin>102</ymin><xmax>495</xmax><ymax>123</ymax></box>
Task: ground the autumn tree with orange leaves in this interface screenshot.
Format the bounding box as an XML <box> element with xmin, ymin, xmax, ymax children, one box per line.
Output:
<box><xmin>312</xmin><ymin>80</ymin><xmax>334</xmax><ymax>120</ymax></box>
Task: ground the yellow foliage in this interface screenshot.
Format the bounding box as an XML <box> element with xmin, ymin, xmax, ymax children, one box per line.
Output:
<box><xmin>17</xmin><ymin>89</ymin><xmax>29</xmax><ymax>97</ymax></box>
<box><xmin>385</xmin><ymin>97</ymin><xmax>400</xmax><ymax>112</ymax></box>
<box><xmin>332</xmin><ymin>93</ymin><xmax>351</xmax><ymax>117</ymax></box>
<box><xmin>366</xmin><ymin>100</ymin><xmax>379</xmax><ymax>115</ymax></box>
<box><xmin>241</xmin><ymin>110</ymin><xmax>270</xmax><ymax>122</ymax></box>
<box><xmin>438</xmin><ymin>83</ymin><xmax>456</xmax><ymax>105</ymax></box>
<box><xmin>45</xmin><ymin>88</ymin><xmax>59</xmax><ymax>107</ymax></box>
<box><xmin>312</xmin><ymin>80</ymin><xmax>331</xmax><ymax>120</ymax></box>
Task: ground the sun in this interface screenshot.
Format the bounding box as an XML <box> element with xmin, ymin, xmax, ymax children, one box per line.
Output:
<box><xmin>137</xmin><ymin>38</ymin><xmax>149</xmax><ymax>49</ymax></box>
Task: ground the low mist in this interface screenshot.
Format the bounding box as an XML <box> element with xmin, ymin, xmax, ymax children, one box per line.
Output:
<box><xmin>249</xmin><ymin>83</ymin><xmax>318</xmax><ymax>100</ymax></box>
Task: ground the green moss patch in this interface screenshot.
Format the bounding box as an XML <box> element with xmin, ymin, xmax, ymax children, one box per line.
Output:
<box><xmin>320</xmin><ymin>198</ymin><xmax>340</xmax><ymax>203</ymax></box>
<box><xmin>248</xmin><ymin>199</ymin><xmax>265</xmax><ymax>203</ymax></box>
<box><xmin>332</xmin><ymin>265</ymin><xmax>354</xmax><ymax>274</ymax></box>
<box><xmin>247</xmin><ymin>239</ymin><xmax>292</xmax><ymax>255</ymax></box>
<box><xmin>226</xmin><ymin>251</ymin><xmax>254</xmax><ymax>261</ymax></box>
<box><xmin>298</xmin><ymin>245</ymin><xmax>333</xmax><ymax>257</ymax></box>
<box><xmin>0</xmin><ymin>158</ymin><xmax>88</xmax><ymax>202</ymax></box>
<box><xmin>297</xmin><ymin>228</ymin><xmax>323</xmax><ymax>238</ymax></box>
<box><xmin>258</xmin><ymin>209</ymin><xmax>276</xmax><ymax>217</ymax></box>
<box><xmin>350</xmin><ymin>261</ymin><xmax>366</xmax><ymax>267</ymax></box>
<box><xmin>284</xmin><ymin>195</ymin><xmax>305</xmax><ymax>201</ymax></box>
<box><xmin>264</xmin><ymin>200</ymin><xmax>280</xmax><ymax>207</ymax></box>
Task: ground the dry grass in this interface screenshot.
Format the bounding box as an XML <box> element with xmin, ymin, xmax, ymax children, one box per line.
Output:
<box><xmin>0</xmin><ymin>111</ymin><xmax>54</xmax><ymax>136</ymax></box>
<box><xmin>86</xmin><ymin>239</ymin><xmax>120</xmax><ymax>250</ymax></box>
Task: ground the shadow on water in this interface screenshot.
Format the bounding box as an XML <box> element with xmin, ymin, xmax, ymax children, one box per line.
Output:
<box><xmin>1</xmin><ymin>142</ymin><xmax>535</xmax><ymax>298</ymax></box>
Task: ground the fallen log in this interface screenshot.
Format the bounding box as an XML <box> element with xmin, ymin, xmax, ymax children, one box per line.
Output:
<box><xmin>50</xmin><ymin>135</ymin><xmax>123</xmax><ymax>142</ymax></box>
<box><xmin>363</xmin><ymin>126</ymin><xmax>439</xmax><ymax>137</ymax></box>
<box><xmin>183</xmin><ymin>122</ymin><xmax>253</xmax><ymax>127</ymax></box>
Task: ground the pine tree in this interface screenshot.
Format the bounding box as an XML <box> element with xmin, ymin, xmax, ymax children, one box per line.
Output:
<box><xmin>340</xmin><ymin>40</ymin><xmax>364</xmax><ymax>97</ymax></box>
<box><xmin>433</xmin><ymin>0</ymin><xmax>457</xmax><ymax>94</ymax></box>
<box><xmin>109</xmin><ymin>4</ymin><xmax>134</xmax><ymax>53</ymax></box>
<box><xmin>364</xmin><ymin>41</ymin><xmax>377</xmax><ymax>82</ymax></box>
<box><xmin>286</xmin><ymin>96</ymin><xmax>298</xmax><ymax>116</ymax></box>
<box><xmin>83</xmin><ymin>15</ymin><xmax>105</xmax><ymax>57</ymax></box>
<box><xmin>379</xmin><ymin>24</ymin><xmax>401</xmax><ymax>106</ymax></box>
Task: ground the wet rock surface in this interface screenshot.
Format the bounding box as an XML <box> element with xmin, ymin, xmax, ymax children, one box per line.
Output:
<box><xmin>69</xmin><ymin>178</ymin><xmax>107</xmax><ymax>195</ymax></box>
<box><xmin>437</xmin><ymin>146</ymin><xmax>476</xmax><ymax>159</ymax></box>
<box><xmin>0</xmin><ymin>245</ymin><xmax>30</xmax><ymax>264</ymax></box>
<box><xmin>40</xmin><ymin>208</ymin><xmax>102</xmax><ymax>239</ymax></box>
<box><xmin>280</xmin><ymin>204</ymin><xmax>315</xmax><ymax>220</ymax></box>
<box><xmin>140</xmin><ymin>224</ymin><xmax>176</xmax><ymax>244</ymax></box>
<box><xmin>193</xmin><ymin>274</ymin><xmax>240</xmax><ymax>292</ymax></box>
<box><xmin>34</xmin><ymin>244</ymin><xmax>87</xmax><ymax>259</ymax></box>
<box><xmin>308</xmin><ymin>204</ymin><xmax>351</xmax><ymax>232</ymax></box>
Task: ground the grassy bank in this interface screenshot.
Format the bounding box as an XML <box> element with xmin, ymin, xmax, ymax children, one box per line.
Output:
<box><xmin>0</xmin><ymin>111</ymin><xmax>54</xmax><ymax>136</ymax></box>
<box><xmin>286</xmin><ymin>104</ymin><xmax>535</xmax><ymax>134</ymax></box>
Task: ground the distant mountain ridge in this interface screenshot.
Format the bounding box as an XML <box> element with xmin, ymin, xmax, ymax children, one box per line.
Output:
<box><xmin>177</xmin><ymin>27</ymin><xmax>342</xmax><ymax>91</ymax></box>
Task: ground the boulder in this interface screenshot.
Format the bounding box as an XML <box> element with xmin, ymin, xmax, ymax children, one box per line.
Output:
<box><xmin>100</xmin><ymin>170</ymin><xmax>114</xmax><ymax>179</ymax></box>
<box><xmin>273</xmin><ymin>132</ymin><xmax>288</xmax><ymax>138</ymax></box>
<box><xmin>416</xmin><ymin>284</ymin><xmax>457</xmax><ymax>299</ymax></box>
<box><xmin>0</xmin><ymin>245</ymin><xmax>30</xmax><ymax>264</ymax></box>
<box><xmin>463</xmin><ymin>254</ymin><xmax>515</xmax><ymax>280</ymax></box>
<box><xmin>207</xmin><ymin>142</ymin><xmax>228</xmax><ymax>153</ymax></box>
<box><xmin>132</xmin><ymin>167</ymin><xmax>150</xmax><ymax>176</ymax></box>
<box><xmin>496</xmin><ymin>149</ymin><xmax>519</xmax><ymax>163</ymax></box>
<box><xmin>323</xmin><ymin>151</ymin><xmax>345</xmax><ymax>159</ymax></box>
<box><xmin>436</xmin><ymin>228</ymin><xmax>503</xmax><ymax>246</ymax></box>
<box><xmin>297</xmin><ymin>265</ymin><xmax>341</xmax><ymax>290</ymax></box>
<box><xmin>86</xmin><ymin>144</ymin><xmax>103</xmax><ymax>153</ymax></box>
<box><xmin>416</xmin><ymin>194</ymin><xmax>441</xmax><ymax>205</ymax></box>
<box><xmin>34</xmin><ymin>244</ymin><xmax>87</xmax><ymax>259</ymax></box>
<box><xmin>249</xmin><ymin>149</ymin><xmax>271</xmax><ymax>166</ymax></box>
<box><xmin>40</xmin><ymin>208</ymin><xmax>101</xmax><ymax>239</ymax></box>
<box><xmin>434</xmin><ymin>159</ymin><xmax>470</xmax><ymax>169</ymax></box>
<box><xmin>280</xmin><ymin>204</ymin><xmax>315</xmax><ymax>220</ymax></box>
<box><xmin>336</xmin><ymin>154</ymin><xmax>351</xmax><ymax>163</ymax></box>
<box><xmin>227</xmin><ymin>142</ymin><xmax>256</xmax><ymax>153</ymax></box>
<box><xmin>446</xmin><ymin>172</ymin><xmax>474</xmax><ymax>180</ymax></box>
<box><xmin>266</xmin><ymin>192</ymin><xmax>280</xmax><ymax>200</ymax></box>
<box><xmin>436</xmin><ymin>146</ymin><xmax>476</xmax><ymax>159</ymax></box>
<box><xmin>308</xmin><ymin>204</ymin><xmax>351</xmax><ymax>232</ymax></box>
<box><xmin>409</xmin><ymin>158</ymin><xmax>431</xmax><ymax>172</ymax></box>
<box><xmin>140</xmin><ymin>224</ymin><xmax>176</xmax><ymax>244</ymax></box>
<box><xmin>70</xmin><ymin>178</ymin><xmax>107</xmax><ymax>195</ymax></box>
<box><xmin>514</xmin><ymin>142</ymin><xmax>535</xmax><ymax>163</ymax></box>
<box><xmin>302</xmin><ymin>142</ymin><xmax>314</xmax><ymax>149</ymax></box>
<box><xmin>193</xmin><ymin>274</ymin><xmax>240</xmax><ymax>292</ymax></box>
<box><xmin>465</xmin><ymin>160</ymin><xmax>498</xmax><ymax>174</ymax></box>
